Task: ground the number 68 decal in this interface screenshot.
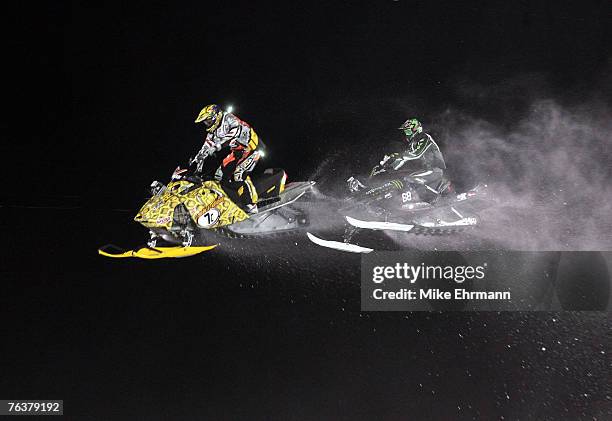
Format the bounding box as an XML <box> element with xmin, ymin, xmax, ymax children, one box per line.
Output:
<box><xmin>197</xmin><ymin>208</ymin><xmax>220</xmax><ymax>227</ymax></box>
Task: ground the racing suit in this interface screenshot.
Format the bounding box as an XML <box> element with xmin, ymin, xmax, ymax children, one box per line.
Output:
<box><xmin>350</xmin><ymin>132</ymin><xmax>452</xmax><ymax>203</ymax></box>
<box><xmin>199</xmin><ymin>112</ymin><xmax>261</xmax><ymax>209</ymax></box>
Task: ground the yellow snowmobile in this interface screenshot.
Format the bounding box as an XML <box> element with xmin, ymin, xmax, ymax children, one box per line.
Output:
<box><xmin>98</xmin><ymin>168</ymin><xmax>315</xmax><ymax>259</ymax></box>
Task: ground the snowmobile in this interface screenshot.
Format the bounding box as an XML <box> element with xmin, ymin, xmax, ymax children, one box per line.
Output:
<box><xmin>307</xmin><ymin>171</ymin><xmax>492</xmax><ymax>253</ymax></box>
<box><xmin>98</xmin><ymin>163</ymin><xmax>315</xmax><ymax>259</ymax></box>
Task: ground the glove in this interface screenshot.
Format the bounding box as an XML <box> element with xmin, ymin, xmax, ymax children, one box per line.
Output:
<box><xmin>203</xmin><ymin>139</ymin><xmax>219</xmax><ymax>153</ymax></box>
<box><xmin>196</xmin><ymin>140</ymin><xmax>217</xmax><ymax>161</ymax></box>
<box><xmin>347</xmin><ymin>176</ymin><xmax>366</xmax><ymax>193</ymax></box>
<box><xmin>190</xmin><ymin>140</ymin><xmax>219</xmax><ymax>168</ymax></box>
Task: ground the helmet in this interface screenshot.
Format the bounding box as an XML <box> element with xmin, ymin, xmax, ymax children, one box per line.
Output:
<box><xmin>195</xmin><ymin>104</ymin><xmax>223</xmax><ymax>133</ymax></box>
<box><xmin>398</xmin><ymin>118</ymin><xmax>423</xmax><ymax>140</ymax></box>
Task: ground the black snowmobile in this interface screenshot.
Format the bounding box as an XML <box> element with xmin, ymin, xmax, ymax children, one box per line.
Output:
<box><xmin>307</xmin><ymin>153</ymin><xmax>493</xmax><ymax>253</ymax></box>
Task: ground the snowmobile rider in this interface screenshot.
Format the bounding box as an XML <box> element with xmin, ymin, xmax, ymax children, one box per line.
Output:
<box><xmin>347</xmin><ymin>118</ymin><xmax>452</xmax><ymax>203</ymax></box>
<box><xmin>191</xmin><ymin>104</ymin><xmax>261</xmax><ymax>214</ymax></box>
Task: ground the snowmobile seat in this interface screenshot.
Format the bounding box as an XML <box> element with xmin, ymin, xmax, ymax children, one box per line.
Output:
<box><xmin>253</xmin><ymin>168</ymin><xmax>287</xmax><ymax>200</ymax></box>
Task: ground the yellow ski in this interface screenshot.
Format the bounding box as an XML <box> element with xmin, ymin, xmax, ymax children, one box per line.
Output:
<box><xmin>98</xmin><ymin>244</ymin><xmax>217</xmax><ymax>259</ymax></box>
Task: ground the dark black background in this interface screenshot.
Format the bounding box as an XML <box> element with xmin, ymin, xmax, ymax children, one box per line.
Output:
<box><xmin>6</xmin><ymin>0</ymin><xmax>611</xmax><ymax>200</ymax></box>
<box><xmin>2</xmin><ymin>1</ymin><xmax>611</xmax><ymax>419</ymax></box>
